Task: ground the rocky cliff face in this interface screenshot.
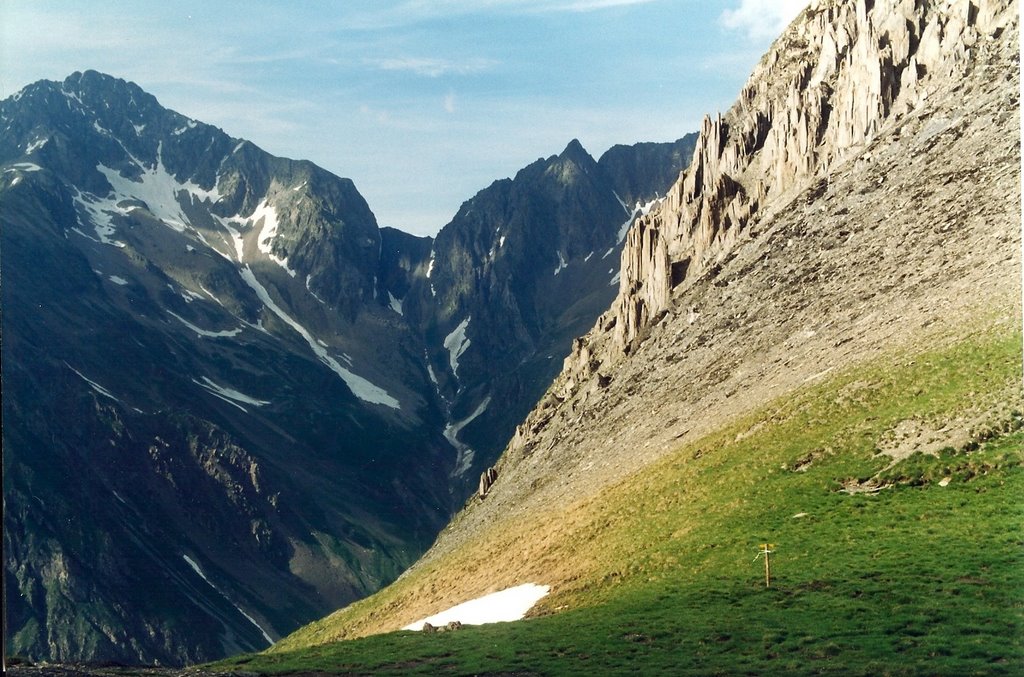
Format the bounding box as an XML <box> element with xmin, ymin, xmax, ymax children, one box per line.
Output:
<box><xmin>1</xmin><ymin>71</ymin><xmax>695</xmax><ymax>665</ymax></box>
<box><xmin>396</xmin><ymin>0</ymin><xmax>1019</xmax><ymax>596</ymax></box>
<box><xmin>551</xmin><ymin>0</ymin><xmax>1019</xmax><ymax>408</ymax></box>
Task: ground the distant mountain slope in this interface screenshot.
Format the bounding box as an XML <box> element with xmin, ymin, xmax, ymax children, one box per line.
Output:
<box><xmin>1</xmin><ymin>70</ymin><xmax>455</xmax><ymax>665</ymax></box>
<box><xmin>266</xmin><ymin>1</ymin><xmax>1022</xmax><ymax>672</ymax></box>
<box><xmin>1</xmin><ymin>71</ymin><xmax>695</xmax><ymax>665</ymax></box>
<box><xmin>402</xmin><ymin>135</ymin><xmax>697</xmax><ymax>491</ymax></box>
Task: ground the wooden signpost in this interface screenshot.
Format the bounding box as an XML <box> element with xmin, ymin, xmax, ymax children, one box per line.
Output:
<box><xmin>755</xmin><ymin>543</ymin><xmax>775</xmax><ymax>588</ymax></box>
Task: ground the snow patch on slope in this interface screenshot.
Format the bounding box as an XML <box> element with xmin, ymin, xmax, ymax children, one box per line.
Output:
<box><xmin>402</xmin><ymin>583</ymin><xmax>550</xmax><ymax>631</ymax></box>
<box><xmin>168</xmin><ymin>311</ymin><xmax>243</xmax><ymax>339</ymax></box>
<box><xmin>613</xmin><ymin>190</ymin><xmax>630</xmax><ymax>214</ymax></box>
<box><xmin>616</xmin><ymin>198</ymin><xmax>662</xmax><ymax>244</ymax></box>
<box><xmin>445</xmin><ymin>396</ymin><xmax>491</xmax><ymax>477</ymax></box>
<box><xmin>66</xmin><ymin>364</ymin><xmax>122</xmax><ymax>404</ymax></box>
<box><xmin>26</xmin><ymin>137</ymin><xmax>48</xmax><ymax>153</ymax></box>
<box><xmin>182</xmin><ymin>555</ymin><xmax>274</xmax><ymax>646</ymax></box>
<box><xmin>388</xmin><ymin>292</ymin><xmax>404</xmax><ymax>315</ymax></box>
<box><xmin>5</xmin><ymin>162</ymin><xmax>42</xmax><ymax>173</ymax></box>
<box><xmin>239</xmin><ymin>266</ymin><xmax>400</xmax><ymax>409</ymax></box>
<box><xmin>553</xmin><ymin>251</ymin><xmax>568</xmax><ymax>276</ymax></box>
<box><xmin>215</xmin><ymin>197</ymin><xmax>297</xmax><ymax>276</ymax></box>
<box><xmin>193</xmin><ymin>376</ymin><xmax>269</xmax><ymax>412</ymax></box>
<box><xmin>72</xmin><ymin>188</ymin><xmax>128</xmax><ymax>247</ymax></box>
<box><xmin>95</xmin><ymin>142</ymin><xmax>221</xmax><ymax>234</ymax></box>
<box><xmin>443</xmin><ymin>316</ymin><xmax>471</xmax><ymax>378</ymax></box>
<box><xmin>305</xmin><ymin>275</ymin><xmax>327</xmax><ymax>306</ymax></box>
<box><xmin>252</xmin><ymin>200</ymin><xmax>297</xmax><ymax>277</ymax></box>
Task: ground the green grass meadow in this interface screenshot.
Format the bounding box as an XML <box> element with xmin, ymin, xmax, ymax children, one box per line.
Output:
<box><xmin>212</xmin><ymin>325</ymin><xmax>1024</xmax><ymax>675</ymax></box>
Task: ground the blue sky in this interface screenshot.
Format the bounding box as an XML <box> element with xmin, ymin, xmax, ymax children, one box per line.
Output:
<box><xmin>1</xmin><ymin>1</ymin><xmax>807</xmax><ymax>236</ymax></box>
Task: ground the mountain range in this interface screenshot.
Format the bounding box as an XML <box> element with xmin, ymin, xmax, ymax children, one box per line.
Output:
<box><xmin>0</xmin><ymin>69</ymin><xmax>695</xmax><ymax>665</ymax></box>
<box><xmin>6</xmin><ymin>0</ymin><xmax>1023</xmax><ymax>672</ymax></box>
<box><xmin>246</xmin><ymin>0</ymin><xmax>1021</xmax><ymax>673</ymax></box>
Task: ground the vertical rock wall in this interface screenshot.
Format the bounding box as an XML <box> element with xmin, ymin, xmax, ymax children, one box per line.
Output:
<box><xmin>588</xmin><ymin>0</ymin><xmax>1012</xmax><ymax>364</ymax></box>
<box><xmin>516</xmin><ymin>0</ymin><xmax>1017</xmax><ymax>454</ymax></box>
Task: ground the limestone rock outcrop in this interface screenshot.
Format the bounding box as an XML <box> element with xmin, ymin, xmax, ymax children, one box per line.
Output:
<box><xmin>539</xmin><ymin>0</ymin><xmax>1018</xmax><ymax>425</ymax></box>
<box><xmin>478</xmin><ymin>467</ymin><xmax>498</xmax><ymax>499</ymax></box>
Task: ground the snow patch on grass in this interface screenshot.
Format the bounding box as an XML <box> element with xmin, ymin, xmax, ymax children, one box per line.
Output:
<box><xmin>402</xmin><ymin>583</ymin><xmax>550</xmax><ymax>630</ymax></box>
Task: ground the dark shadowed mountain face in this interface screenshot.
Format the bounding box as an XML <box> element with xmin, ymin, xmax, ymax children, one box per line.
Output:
<box><xmin>1</xmin><ymin>70</ymin><xmax>456</xmax><ymax>666</ymax></box>
<box><xmin>1</xmin><ymin>70</ymin><xmax>694</xmax><ymax>665</ymax></box>
<box><xmin>396</xmin><ymin>136</ymin><xmax>698</xmax><ymax>492</ymax></box>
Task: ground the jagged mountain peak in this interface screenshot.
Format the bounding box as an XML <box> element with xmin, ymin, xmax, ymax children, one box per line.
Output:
<box><xmin>556</xmin><ymin>137</ymin><xmax>592</xmax><ymax>163</ymax></box>
<box><xmin>513</xmin><ymin>0</ymin><xmax>1019</xmax><ymax>549</ymax></box>
<box><xmin>9</xmin><ymin>70</ymin><xmax>161</xmax><ymax>124</ymax></box>
<box><xmin>3</xmin><ymin>70</ymin><xmax>391</xmax><ymax>323</ymax></box>
<box><xmin>543</xmin><ymin>140</ymin><xmax>596</xmax><ymax>186</ymax></box>
<box><xmin>60</xmin><ymin>69</ymin><xmax>162</xmax><ymax>117</ymax></box>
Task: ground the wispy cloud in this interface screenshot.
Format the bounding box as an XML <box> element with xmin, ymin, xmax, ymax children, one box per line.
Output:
<box><xmin>364</xmin><ymin>56</ymin><xmax>497</xmax><ymax>77</ymax></box>
<box><xmin>719</xmin><ymin>0</ymin><xmax>809</xmax><ymax>40</ymax></box>
<box><xmin>338</xmin><ymin>0</ymin><xmax>657</xmax><ymax>29</ymax></box>
<box><xmin>547</xmin><ymin>0</ymin><xmax>657</xmax><ymax>11</ymax></box>
<box><xmin>443</xmin><ymin>91</ymin><xmax>457</xmax><ymax>113</ymax></box>
<box><xmin>394</xmin><ymin>0</ymin><xmax>656</xmax><ymax>13</ymax></box>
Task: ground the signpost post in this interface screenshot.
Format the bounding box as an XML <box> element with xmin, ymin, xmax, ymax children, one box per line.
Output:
<box><xmin>755</xmin><ymin>543</ymin><xmax>775</xmax><ymax>588</ymax></box>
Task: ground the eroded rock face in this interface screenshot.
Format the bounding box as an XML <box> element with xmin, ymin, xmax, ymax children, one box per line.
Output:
<box><xmin>550</xmin><ymin>0</ymin><xmax>1018</xmax><ymax>410</ymax></box>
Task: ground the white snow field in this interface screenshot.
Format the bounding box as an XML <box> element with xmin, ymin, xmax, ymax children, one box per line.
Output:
<box><xmin>443</xmin><ymin>316</ymin><xmax>471</xmax><ymax>377</ymax></box>
<box><xmin>402</xmin><ymin>583</ymin><xmax>550</xmax><ymax>631</ymax></box>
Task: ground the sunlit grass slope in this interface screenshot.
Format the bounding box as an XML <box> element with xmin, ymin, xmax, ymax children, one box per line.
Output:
<box><xmin>214</xmin><ymin>321</ymin><xmax>1023</xmax><ymax>675</ymax></box>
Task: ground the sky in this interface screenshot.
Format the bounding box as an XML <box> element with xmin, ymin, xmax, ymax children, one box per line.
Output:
<box><xmin>0</xmin><ymin>0</ymin><xmax>808</xmax><ymax>236</ymax></box>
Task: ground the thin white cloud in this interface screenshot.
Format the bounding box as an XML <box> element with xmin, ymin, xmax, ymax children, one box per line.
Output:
<box><xmin>340</xmin><ymin>0</ymin><xmax>657</xmax><ymax>29</ymax></box>
<box><xmin>719</xmin><ymin>0</ymin><xmax>810</xmax><ymax>40</ymax></box>
<box><xmin>443</xmin><ymin>91</ymin><xmax>457</xmax><ymax>113</ymax></box>
<box><xmin>395</xmin><ymin>0</ymin><xmax>655</xmax><ymax>13</ymax></box>
<box><xmin>365</xmin><ymin>56</ymin><xmax>497</xmax><ymax>77</ymax></box>
<box><xmin>549</xmin><ymin>0</ymin><xmax>657</xmax><ymax>11</ymax></box>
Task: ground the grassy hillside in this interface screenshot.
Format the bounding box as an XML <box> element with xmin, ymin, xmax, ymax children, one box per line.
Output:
<box><xmin>210</xmin><ymin>317</ymin><xmax>1023</xmax><ymax>675</ymax></box>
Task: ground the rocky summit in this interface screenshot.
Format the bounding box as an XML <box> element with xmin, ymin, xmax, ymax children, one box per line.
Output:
<box><xmin>0</xmin><ymin>70</ymin><xmax>694</xmax><ymax>665</ymax></box>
